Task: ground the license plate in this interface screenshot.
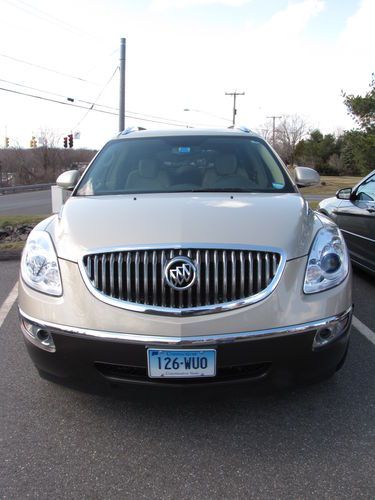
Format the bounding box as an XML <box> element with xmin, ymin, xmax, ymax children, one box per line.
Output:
<box><xmin>147</xmin><ymin>349</ymin><xmax>216</xmax><ymax>378</ymax></box>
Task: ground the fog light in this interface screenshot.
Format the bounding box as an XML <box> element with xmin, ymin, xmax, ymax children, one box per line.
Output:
<box><xmin>313</xmin><ymin>314</ymin><xmax>350</xmax><ymax>350</ymax></box>
<box><xmin>318</xmin><ymin>328</ymin><xmax>333</xmax><ymax>340</ymax></box>
<box><xmin>21</xmin><ymin>319</ymin><xmax>56</xmax><ymax>353</ymax></box>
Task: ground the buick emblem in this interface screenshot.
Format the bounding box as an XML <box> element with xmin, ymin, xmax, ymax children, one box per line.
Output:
<box><xmin>164</xmin><ymin>256</ymin><xmax>197</xmax><ymax>291</ymax></box>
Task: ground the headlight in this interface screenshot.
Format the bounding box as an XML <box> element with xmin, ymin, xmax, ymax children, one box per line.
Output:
<box><xmin>21</xmin><ymin>230</ymin><xmax>62</xmax><ymax>296</ymax></box>
<box><xmin>304</xmin><ymin>226</ymin><xmax>349</xmax><ymax>294</ymax></box>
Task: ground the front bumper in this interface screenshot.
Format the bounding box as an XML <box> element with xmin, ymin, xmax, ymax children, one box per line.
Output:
<box><xmin>19</xmin><ymin>307</ymin><xmax>352</xmax><ymax>392</ymax></box>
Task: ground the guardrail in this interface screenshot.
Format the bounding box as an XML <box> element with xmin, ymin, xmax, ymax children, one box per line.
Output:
<box><xmin>0</xmin><ymin>183</ymin><xmax>54</xmax><ymax>195</ymax></box>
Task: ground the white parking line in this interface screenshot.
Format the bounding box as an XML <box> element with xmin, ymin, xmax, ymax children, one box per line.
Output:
<box><xmin>0</xmin><ymin>282</ymin><xmax>18</xmax><ymax>329</ymax></box>
<box><xmin>353</xmin><ymin>315</ymin><xmax>375</xmax><ymax>346</ymax></box>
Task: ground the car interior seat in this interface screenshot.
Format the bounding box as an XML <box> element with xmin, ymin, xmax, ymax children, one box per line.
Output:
<box><xmin>203</xmin><ymin>154</ymin><xmax>256</xmax><ymax>189</ymax></box>
<box><xmin>126</xmin><ymin>159</ymin><xmax>169</xmax><ymax>191</ymax></box>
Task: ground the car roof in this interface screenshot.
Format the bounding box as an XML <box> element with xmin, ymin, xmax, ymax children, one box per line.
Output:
<box><xmin>115</xmin><ymin>127</ymin><xmax>261</xmax><ymax>140</ymax></box>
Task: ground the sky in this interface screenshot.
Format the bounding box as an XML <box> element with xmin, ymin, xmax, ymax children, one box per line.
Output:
<box><xmin>0</xmin><ymin>0</ymin><xmax>374</xmax><ymax>150</ymax></box>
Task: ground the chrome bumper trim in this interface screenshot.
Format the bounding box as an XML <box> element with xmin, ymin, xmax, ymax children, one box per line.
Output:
<box><xmin>19</xmin><ymin>307</ymin><xmax>352</xmax><ymax>347</ymax></box>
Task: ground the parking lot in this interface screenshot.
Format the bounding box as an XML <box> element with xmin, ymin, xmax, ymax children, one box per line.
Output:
<box><xmin>0</xmin><ymin>259</ymin><xmax>374</xmax><ymax>499</ymax></box>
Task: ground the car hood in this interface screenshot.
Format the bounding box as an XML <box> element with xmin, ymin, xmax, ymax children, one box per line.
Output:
<box><xmin>50</xmin><ymin>193</ymin><xmax>322</xmax><ymax>262</ymax></box>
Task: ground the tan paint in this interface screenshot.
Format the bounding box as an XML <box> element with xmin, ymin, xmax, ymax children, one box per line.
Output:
<box><xmin>18</xmin><ymin>257</ymin><xmax>352</xmax><ymax>337</ymax></box>
<box><xmin>50</xmin><ymin>193</ymin><xmax>322</xmax><ymax>262</ymax></box>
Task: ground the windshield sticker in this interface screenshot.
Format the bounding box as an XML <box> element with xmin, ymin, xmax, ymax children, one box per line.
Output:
<box><xmin>272</xmin><ymin>182</ymin><xmax>284</xmax><ymax>189</ymax></box>
<box><xmin>177</xmin><ymin>146</ymin><xmax>191</xmax><ymax>154</ymax></box>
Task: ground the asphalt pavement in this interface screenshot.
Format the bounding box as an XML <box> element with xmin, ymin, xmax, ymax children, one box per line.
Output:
<box><xmin>0</xmin><ymin>261</ymin><xmax>374</xmax><ymax>499</ymax></box>
<box><xmin>0</xmin><ymin>190</ymin><xmax>51</xmax><ymax>215</ymax></box>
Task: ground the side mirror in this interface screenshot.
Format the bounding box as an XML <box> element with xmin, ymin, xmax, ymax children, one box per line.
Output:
<box><xmin>336</xmin><ymin>187</ymin><xmax>352</xmax><ymax>200</ymax></box>
<box><xmin>56</xmin><ymin>170</ymin><xmax>80</xmax><ymax>191</ymax></box>
<box><xmin>294</xmin><ymin>166</ymin><xmax>320</xmax><ymax>188</ymax></box>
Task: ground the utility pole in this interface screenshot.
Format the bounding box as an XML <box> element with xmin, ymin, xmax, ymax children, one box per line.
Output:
<box><xmin>267</xmin><ymin>115</ymin><xmax>282</xmax><ymax>147</ymax></box>
<box><xmin>225</xmin><ymin>91</ymin><xmax>245</xmax><ymax>126</ymax></box>
<box><xmin>119</xmin><ymin>37</ymin><xmax>126</xmax><ymax>132</ymax></box>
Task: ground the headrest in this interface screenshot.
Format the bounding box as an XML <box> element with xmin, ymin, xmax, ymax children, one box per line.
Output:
<box><xmin>138</xmin><ymin>159</ymin><xmax>158</xmax><ymax>178</ymax></box>
<box><xmin>215</xmin><ymin>155</ymin><xmax>238</xmax><ymax>175</ymax></box>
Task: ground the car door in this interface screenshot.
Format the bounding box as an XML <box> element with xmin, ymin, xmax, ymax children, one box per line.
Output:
<box><xmin>333</xmin><ymin>172</ymin><xmax>375</xmax><ymax>272</ymax></box>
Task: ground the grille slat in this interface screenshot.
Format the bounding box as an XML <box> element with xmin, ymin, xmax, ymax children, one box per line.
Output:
<box><xmin>101</xmin><ymin>254</ymin><xmax>107</xmax><ymax>294</ymax></box>
<box><xmin>248</xmin><ymin>252</ymin><xmax>253</xmax><ymax>296</ymax></box>
<box><xmin>187</xmin><ymin>250</ymin><xmax>193</xmax><ymax>308</ymax></box>
<box><xmin>143</xmin><ymin>251</ymin><xmax>149</xmax><ymax>305</ymax></box>
<box><xmin>135</xmin><ymin>252</ymin><xmax>140</xmax><ymax>303</ymax></box>
<box><xmin>205</xmin><ymin>251</ymin><xmax>210</xmax><ymax>305</ymax></box>
<box><xmin>257</xmin><ymin>252</ymin><xmax>262</xmax><ymax>293</ymax></box>
<box><xmin>231</xmin><ymin>251</ymin><xmax>236</xmax><ymax>301</ymax></box>
<box><xmin>240</xmin><ymin>251</ymin><xmax>245</xmax><ymax>298</ymax></box>
<box><xmin>213</xmin><ymin>250</ymin><xmax>219</xmax><ymax>304</ymax></box>
<box><xmin>126</xmin><ymin>253</ymin><xmax>131</xmax><ymax>301</ymax></box>
<box><xmin>160</xmin><ymin>250</ymin><xmax>166</xmax><ymax>307</ymax></box>
<box><xmin>196</xmin><ymin>250</ymin><xmax>201</xmax><ymax>307</ymax></box>
<box><xmin>169</xmin><ymin>250</ymin><xmax>175</xmax><ymax>308</ymax></box>
<box><xmin>265</xmin><ymin>253</ymin><xmax>271</xmax><ymax>286</ymax></box>
<box><xmin>94</xmin><ymin>255</ymin><xmax>99</xmax><ymax>288</ymax></box>
<box><xmin>118</xmin><ymin>253</ymin><xmax>124</xmax><ymax>299</ymax></box>
<box><xmin>222</xmin><ymin>250</ymin><xmax>227</xmax><ymax>302</ymax></box>
<box><xmin>83</xmin><ymin>248</ymin><xmax>282</xmax><ymax>312</ymax></box>
<box><xmin>272</xmin><ymin>253</ymin><xmax>278</xmax><ymax>276</ymax></box>
<box><xmin>109</xmin><ymin>253</ymin><xmax>115</xmax><ymax>297</ymax></box>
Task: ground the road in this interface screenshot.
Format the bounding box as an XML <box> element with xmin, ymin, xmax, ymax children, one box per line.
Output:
<box><xmin>0</xmin><ymin>261</ymin><xmax>374</xmax><ymax>499</ymax></box>
<box><xmin>0</xmin><ymin>189</ymin><xmax>51</xmax><ymax>215</ymax></box>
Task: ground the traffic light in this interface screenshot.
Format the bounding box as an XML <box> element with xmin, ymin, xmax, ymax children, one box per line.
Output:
<box><xmin>30</xmin><ymin>136</ymin><xmax>37</xmax><ymax>148</ymax></box>
<box><xmin>5</xmin><ymin>137</ymin><xmax>9</xmax><ymax>148</ymax></box>
<box><xmin>68</xmin><ymin>134</ymin><xmax>73</xmax><ymax>148</ymax></box>
<box><xmin>63</xmin><ymin>136</ymin><xmax>68</xmax><ymax>148</ymax></box>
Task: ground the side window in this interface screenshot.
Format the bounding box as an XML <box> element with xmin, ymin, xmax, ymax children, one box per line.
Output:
<box><xmin>356</xmin><ymin>174</ymin><xmax>375</xmax><ymax>201</ymax></box>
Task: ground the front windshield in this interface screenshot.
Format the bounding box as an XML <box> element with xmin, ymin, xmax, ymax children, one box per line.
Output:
<box><xmin>76</xmin><ymin>135</ymin><xmax>294</xmax><ymax>196</ymax></box>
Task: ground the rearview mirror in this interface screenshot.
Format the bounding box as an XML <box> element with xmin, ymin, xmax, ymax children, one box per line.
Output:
<box><xmin>336</xmin><ymin>187</ymin><xmax>352</xmax><ymax>200</ymax></box>
<box><xmin>294</xmin><ymin>166</ymin><xmax>320</xmax><ymax>188</ymax></box>
<box><xmin>56</xmin><ymin>170</ymin><xmax>80</xmax><ymax>191</ymax></box>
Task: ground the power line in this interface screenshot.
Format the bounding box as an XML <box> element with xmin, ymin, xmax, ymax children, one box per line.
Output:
<box><xmin>0</xmin><ymin>77</ymin><xmax>192</xmax><ymax>125</ymax></box>
<box><xmin>123</xmin><ymin>109</ymin><xmax>188</xmax><ymax>124</ymax></box>
<box><xmin>0</xmin><ymin>52</ymin><xmax>100</xmax><ymax>85</ymax></box>
<box><xmin>0</xmin><ymin>77</ymin><xmax>118</xmax><ymax>111</ymax></box>
<box><xmin>0</xmin><ymin>86</ymin><xmax>188</xmax><ymax>127</ymax></box>
<box><xmin>3</xmin><ymin>0</ymin><xmax>110</xmax><ymax>46</ymax></box>
<box><xmin>82</xmin><ymin>48</ymin><xmax>119</xmax><ymax>78</ymax></box>
<box><xmin>73</xmin><ymin>67</ymin><xmax>119</xmax><ymax>130</ymax></box>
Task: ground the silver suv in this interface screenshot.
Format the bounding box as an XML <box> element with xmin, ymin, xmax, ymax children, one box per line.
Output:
<box><xmin>18</xmin><ymin>128</ymin><xmax>352</xmax><ymax>392</ymax></box>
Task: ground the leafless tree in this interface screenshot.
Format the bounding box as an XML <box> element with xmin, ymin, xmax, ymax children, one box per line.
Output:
<box><xmin>275</xmin><ymin>115</ymin><xmax>309</xmax><ymax>166</ymax></box>
<box><xmin>256</xmin><ymin>120</ymin><xmax>274</xmax><ymax>143</ymax></box>
<box><xmin>0</xmin><ymin>128</ymin><xmax>97</xmax><ymax>185</ymax></box>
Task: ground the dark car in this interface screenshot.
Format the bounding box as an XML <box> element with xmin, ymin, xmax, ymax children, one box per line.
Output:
<box><xmin>318</xmin><ymin>170</ymin><xmax>375</xmax><ymax>274</ymax></box>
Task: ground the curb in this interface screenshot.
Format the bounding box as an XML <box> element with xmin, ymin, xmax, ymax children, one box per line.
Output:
<box><xmin>0</xmin><ymin>249</ymin><xmax>22</xmax><ymax>261</ymax></box>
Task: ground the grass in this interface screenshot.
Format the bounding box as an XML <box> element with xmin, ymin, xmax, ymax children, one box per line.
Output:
<box><xmin>0</xmin><ymin>241</ymin><xmax>25</xmax><ymax>251</ymax></box>
<box><xmin>0</xmin><ymin>215</ymin><xmax>46</xmax><ymax>253</ymax></box>
<box><xmin>308</xmin><ymin>201</ymin><xmax>319</xmax><ymax>210</ymax></box>
<box><xmin>0</xmin><ymin>215</ymin><xmax>45</xmax><ymax>228</ymax></box>
<box><xmin>299</xmin><ymin>175</ymin><xmax>361</xmax><ymax>196</ymax></box>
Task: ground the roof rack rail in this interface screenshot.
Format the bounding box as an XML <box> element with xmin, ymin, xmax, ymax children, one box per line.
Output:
<box><xmin>228</xmin><ymin>125</ymin><xmax>252</xmax><ymax>133</ymax></box>
<box><xmin>119</xmin><ymin>126</ymin><xmax>147</xmax><ymax>136</ymax></box>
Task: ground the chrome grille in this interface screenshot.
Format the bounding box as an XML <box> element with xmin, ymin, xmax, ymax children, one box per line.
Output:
<box><xmin>81</xmin><ymin>247</ymin><xmax>283</xmax><ymax>315</ymax></box>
